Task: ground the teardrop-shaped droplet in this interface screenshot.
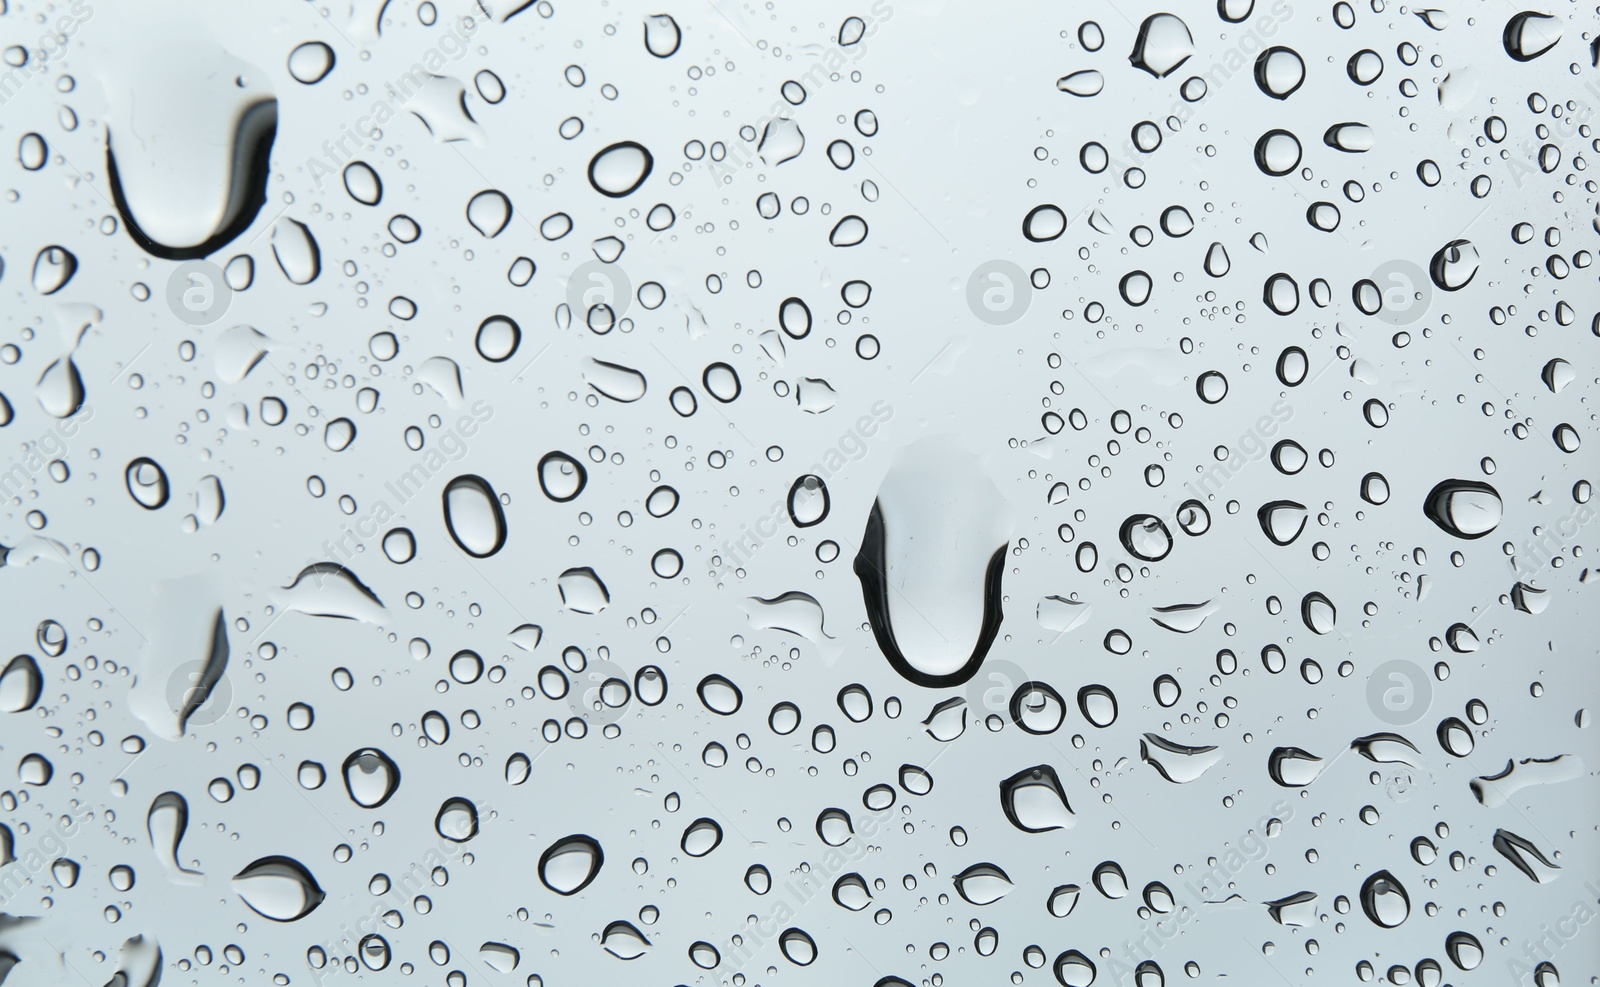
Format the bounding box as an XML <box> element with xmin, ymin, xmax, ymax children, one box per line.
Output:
<box><xmin>1204</xmin><ymin>241</ymin><xmax>1231</xmax><ymax>276</ymax></box>
<box><xmin>1446</xmin><ymin>931</ymin><xmax>1484</xmax><ymax>971</ymax></box>
<box><xmin>271</xmin><ymin>219</ymin><xmax>320</xmax><ymax>284</ymax></box>
<box><xmin>998</xmin><ymin>765</ymin><xmax>1076</xmax><ymax>833</ymax></box>
<box><xmin>1093</xmin><ymin>860</ymin><xmax>1129</xmax><ymax>898</ymax></box>
<box><xmin>342</xmin><ymin>161</ymin><xmax>382</xmax><ymax>205</ymax></box>
<box><xmin>1140</xmin><ymin>733</ymin><xmax>1223</xmax><ymax>783</ymax></box>
<box><xmin>467</xmin><ymin>189</ymin><xmax>512</xmax><ymax>237</ymax></box>
<box><xmin>1503</xmin><ymin>11</ymin><xmax>1561</xmax><ymax>61</ymax></box>
<box><xmin>31</xmin><ymin>246</ymin><xmax>77</xmax><ymax>294</ymax></box>
<box><xmin>1048</xmin><ymin>883</ymin><xmax>1081</xmax><ymax>917</ymax></box>
<box><xmin>0</xmin><ymin>655</ymin><xmax>42</xmax><ymax>713</ymax></box>
<box><xmin>1301</xmin><ymin>592</ymin><xmax>1336</xmax><ymax>634</ymax></box>
<box><xmin>1129</xmin><ymin>13</ymin><xmax>1194</xmax><ymax>77</ymax></box>
<box><xmin>36</xmin><ymin>357</ymin><xmax>84</xmax><ymax>418</ymax></box>
<box><xmin>1056</xmin><ymin>69</ymin><xmax>1104</xmax><ymax>96</ymax></box>
<box><xmin>855</xmin><ymin>437</ymin><xmax>1010</xmax><ymax>687</ymax></box>
<box><xmin>1268</xmin><ymin>746</ymin><xmax>1325</xmax><ymax>787</ymax></box>
<box><xmin>829</xmin><ymin>215</ymin><xmax>868</xmax><ymax>246</ymax></box>
<box><xmin>232</xmin><ymin>855</ymin><xmax>325</xmax><ymax>921</ymax></box>
<box><xmin>952</xmin><ymin>863</ymin><xmax>1013</xmax><ymax>905</ymax></box>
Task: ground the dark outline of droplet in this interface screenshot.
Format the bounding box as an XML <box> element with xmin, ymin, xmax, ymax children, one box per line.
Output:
<box><xmin>634</xmin><ymin>665</ymin><xmax>668</xmax><ymax>706</ymax></box>
<box><xmin>681</xmin><ymin>816</ymin><xmax>723</xmax><ymax>856</ymax></box>
<box><xmin>1077</xmin><ymin>684</ymin><xmax>1119</xmax><ymax>727</ymax></box>
<box><xmin>787</xmin><ymin>474</ymin><xmax>830</xmax><ymax>528</ymax></box>
<box><xmin>1276</xmin><ymin>345</ymin><xmax>1308</xmax><ymax>385</ymax></box>
<box><xmin>778</xmin><ymin>927</ymin><xmax>817</xmax><ymax>966</ymax></box>
<box><xmin>1128</xmin><ymin>13</ymin><xmax>1194</xmax><ymax>78</ymax></box>
<box><xmin>701</xmin><ymin>362</ymin><xmax>741</xmax><ymax>402</ymax></box>
<box><xmin>434</xmin><ymin>796</ymin><xmax>478</xmax><ymax>843</ymax></box>
<box><xmin>341</xmin><ymin>748</ymin><xmax>400</xmax><ymax>808</ymax></box>
<box><xmin>1301</xmin><ymin>591</ymin><xmax>1335</xmax><ymax>634</ymax></box>
<box><xmin>1009</xmin><ymin>680</ymin><xmax>1066</xmax><ymax>735</ymax></box>
<box><xmin>779</xmin><ymin>296</ymin><xmax>812</xmax><ymax>338</ymax></box>
<box><xmin>1196</xmin><ymin>370</ymin><xmax>1228</xmax><ymax>403</ymax></box>
<box><xmin>1267</xmin><ymin>746</ymin><xmax>1322</xmax><ymax>786</ymax></box>
<box><xmin>125</xmin><ymin>457</ymin><xmax>170</xmax><ymax>510</ymax></box>
<box><xmin>232</xmin><ymin>854</ymin><xmax>326</xmax><ymax>921</ymax></box>
<box><xmin>1258</xmin><ymin>500</ymin><xmax>1308</xmax><ymax>545</ymax></box>
<box><xmin>442</xmin><ymin>474</ymin><xmax>507</xmax><ymax>558</ymax></box>
<box><xmin>696</xmin><ymin>673</ymin><xmax>743</xmax><ymax>715</ymax></box>
<box><xmin>1254</xmin><ymin>46</ymin><xmax>1304</xmax><ymax>99</ymax></box>
<box><xmin>1253</xmin><ymin>129</ymin><xmax>1301</xmax><ymax>175</ymax></box>
<box><xmin>342</xmin><ymin>161</ymin><xmax>383</xmax><ymax>206</ymax></box>
<box><xmin>538</xmin><ymin>834</ymin><xmax>604</xmax><ymax>895</ymax></box>
<box><xmin>1022</xmin><ymin>204</ymin><xmax>1068</xmax><ymax>242</ymax></box>
<box><xmin>537</xmin><ymin>452</ymin><xmax>588</xmax><ymax>502</ymax></box>
<box><xmin>1503</xmin><ymin>11</ymin><xmax>1560</xmax><ymax>61</ymax></box>
<box><xmin>1436</xmin><ymin>716</ymin><xmax>1473</xmax><ymax>757</ymax></box>
<box><xmin>642</xmin><ymin>13</ymin><xmax>682</xmax><ymax>57</ymax></box>
<box><xmin>587</xmin><ymin>140</ymin><xmax>654</xmax><ymax>198</ymax></box>
<box><xmin>475</xmin><ymin>315</ymin><xmax>521</xmax><ymax>363</ymax></box>
<box><xmin>1118</xmin><ymin>513</ymin><xmax>1173</xmax><ymax>561</ymax></box>
<box><xmin>998</xmin><ymin>764</ymin><xmax>1072</xmax><ymax>833</ymax></box>
<box><xmin>1429</xmin><ymin>238</ymin><xmax>1477</xmax><ymax>291</ymax></box>
<box><xmin>1423</xmin><ymin>478</ymin><xmax>1501</xmax><ymax>539</ymax></box>
<box><xmin>853</xmin><ymin>500</ymin><xmax>1007</xmax><ymax>689</ymax></box>
<box><xmin>105</xmin><ymin>100</ymin><xmax>278</xmax><ymax>261</ymax></box>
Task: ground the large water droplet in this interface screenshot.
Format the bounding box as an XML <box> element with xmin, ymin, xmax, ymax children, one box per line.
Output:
<box><xmin>1424</xmin><ymin>479</ymin><xmax>1502</xmax><ymax>538</ymax></box>
<box><xmin>341</xmin><ymin>748</ymin><xmax>400</xmax><ymax>808</ymax></box>
<box><xmin>588</xmin><ymin>141</ymin><xmax>653</xmax><ymax>197</ymax></box>
<box><xmin>443</xmin><ymin>475</ymin><xmax>507</xmax><ymax>558</ymax></box>
<box><xmin>232</xmin><ymin>855</ymin><xmax>325</xmax><ymax>921</ymax></box>
<box><xmin>539</xmin><ymin>835</ymin><xmax>604</xmax><ymax>895</ymax></box>
<box><xmin>855</xmin><ymin>437</ymin><xmax>1011</xmax><ymax>688</ymax></box>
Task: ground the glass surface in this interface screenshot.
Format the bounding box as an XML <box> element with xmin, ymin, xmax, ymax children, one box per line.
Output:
<box><xmin>0</xmin><ymin>1</ymin><xmax>1595</xmax><ymax>985</ymax></box>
